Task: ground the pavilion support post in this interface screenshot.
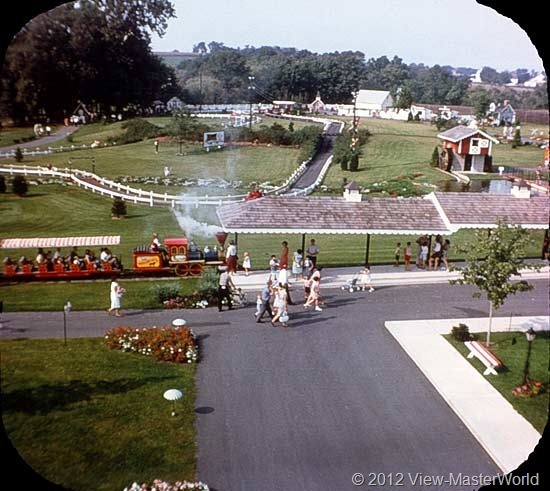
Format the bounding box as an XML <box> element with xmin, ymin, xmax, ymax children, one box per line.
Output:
<box><xmin>365</xmin><ymin>234</ymin><xmax>371</xmax><ymax>264</ymax></box>
<box><xmin>234</xmin><ymin>232</ymin><xmax>238</xmax><ymax>250</ymax></box>
<box><xmin>301</xmin><ymin>234</ymin><xmax>306</xmax><ymax>261</ymax></box>
<box><xmin>428</xmin><ymin>235</ymin><xmax>433</xmax><ymax>259</ymax></box>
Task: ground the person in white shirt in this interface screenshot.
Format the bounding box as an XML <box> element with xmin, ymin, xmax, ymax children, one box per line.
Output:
<box><xmin>277</xmin><ymin>263</ymin><xmax>294</xmax><ymax>305</ymax></box>
<box><xmin>306</xmin><ymin>239</ymin><xmax>320</xmax><ymax>268</ymax></box>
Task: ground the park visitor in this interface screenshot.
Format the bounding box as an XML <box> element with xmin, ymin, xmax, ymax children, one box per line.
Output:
<box><xmin>108</xmin><ymin>277</ymin><xmax>125</xmax><ymax>317</ymax></box>
<box><xmin>306</xmin><ymin>239</ymin><xmax>320</xmax><ymax>267</ymax></box>
<box><xmin>217</xmin><ymin>266</ymin><xmax>234</xmax><ymax>312</ymax></box>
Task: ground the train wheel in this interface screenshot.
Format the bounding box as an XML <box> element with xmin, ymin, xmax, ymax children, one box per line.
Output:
<box><xmin>189</xmin><ymin>264</ymin><xmax>203</xmax><ymax>276</ymax></box>
<box><xmin>175</xmin><ymin>264</ymin><xmax>191</xmax><ymax>277</ymax></box>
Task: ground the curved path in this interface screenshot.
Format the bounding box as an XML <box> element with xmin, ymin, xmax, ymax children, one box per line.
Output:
<box><xmin>0</xmin><ymin>125</ymin><xmax>79</xmax><ymax>153</ymax></box>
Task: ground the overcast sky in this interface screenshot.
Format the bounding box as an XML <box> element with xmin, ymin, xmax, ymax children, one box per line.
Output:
<box><xmin>150</xmin><ymin>0</ymin><xmax>545</xmax><ymax>72</ymax></box>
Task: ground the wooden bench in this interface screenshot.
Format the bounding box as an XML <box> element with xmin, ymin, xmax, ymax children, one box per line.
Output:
<box><xmin>464</xmin><ymin>340</ymin><xmax>503</xmax><ymax>376</ymax></box>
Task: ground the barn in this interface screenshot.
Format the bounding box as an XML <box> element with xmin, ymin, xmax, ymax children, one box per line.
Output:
<box><xmin>437</xmin><ymin>125</ymin><xmax>499</xmax><ymax>173</ymax></box>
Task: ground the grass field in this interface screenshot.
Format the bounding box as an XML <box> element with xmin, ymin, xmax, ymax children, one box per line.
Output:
<box><xmin>445</xmin><ymin>331</ymin><xmax>549</xmax><ymax>433</ymax></box>
<box><xmin>322</xmin><ymin>118</ymin><xmax>546</xmax><ymax>190</ymax></box>
<box><xmin>1</xmin><ymin>337</ymin><xmax>198</xmax><ymax>491</ymax></box>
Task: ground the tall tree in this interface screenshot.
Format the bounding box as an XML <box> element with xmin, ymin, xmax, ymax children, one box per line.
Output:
<box><xmin>1</xmin><ymin>0</ymin><xmax>176</xmax><ymax>123</ymax></box>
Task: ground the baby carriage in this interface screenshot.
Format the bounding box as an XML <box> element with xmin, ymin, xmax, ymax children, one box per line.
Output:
<box><xmin>341</xmin><ymin>275</ymin><xmax>361</xmax><ymax>293</ymax></box>
<box><xmin>231</xmin><ymin>287</ymin><xmax>249</xmax><ymax>308</ymax></box>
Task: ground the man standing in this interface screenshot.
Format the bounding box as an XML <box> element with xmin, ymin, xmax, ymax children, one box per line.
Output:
<box><xmin>217</xmin><ymin>266</ymin><xmax>234</xmax><ymax>312</ymax></box>
<box><xmin>226</xmin><ymin>240</ymin><xmax>238</xmax><ymax>275</ymax></box>
<box><xmin>306</xmin><ymin>239</ymin><xmax>320</xmax><ymax>268</ymax></box>
<box><xmin>256</xmin><ymin>279</ymin><xmax>274</xmax><ymax>323</ymax></box>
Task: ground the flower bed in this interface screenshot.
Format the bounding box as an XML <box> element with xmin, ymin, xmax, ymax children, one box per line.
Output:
<box><xmin>105</xmin><ymin>326</ymin><xmax>199</xmax><ymax>364</ymax></box>
<box><xmin>164</xmin><ymin>292</ymin><xmax>213</xmax><ymax>309</ymax></box>
<box><xmin>124</xmin><ymin>480</ymin><xmax>209</xmax><ymax>491</ymax></box>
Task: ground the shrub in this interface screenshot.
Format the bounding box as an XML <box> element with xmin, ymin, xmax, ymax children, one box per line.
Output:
<box><xmin>196</xmin><ymin>268</ymin><xmax>219</xmax><ymax>298</ymax></box>
<box><xmin>431</xmin><ymin>146</ymin><xmax>440</xmax><ymax>167</ymax></box>
<box><xmin>104</xmin><ymin>325</ymin><xmax>199</xmax><ymax>364</ymax></box>
<box><xmin>349</xmin><ymin>153</ymin><xmax>359</xmax><ymax>172</ymax></box>
<box><xmin>11</xmin><ymin>175</ymin><xmax>28</xmax><ymax>196</ymax></box>
<box><xmin>111</xmin><ymin>197</ymin><xmax>127</xmax><ymax>218</ymax></box>
<box><xmin>14</xmin><ymin>147</ymin><xmax>23</xmax><ymax>162</ymax></box>
<box><xmin>151</xmin><ymin>283</ymin><xmax>181</xmax><ymax>303</ymax></box>
<box><xmin>451</xmin><ymin>323</ymin><xmax>476</xmax><ymax>342</ymax></box>
<box><xmin>108</xmin><ymin>118</ymin><xmax>162</xmax><ymax>145</ymax></box>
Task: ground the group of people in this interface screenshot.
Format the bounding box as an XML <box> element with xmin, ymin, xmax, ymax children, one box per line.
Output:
<box><xmin>392</xmin><ymin>236</ymin><xmax>450</xmax><ymax>271</ymax></box>
<box><xmin>3</xmin><ymin>246</ymin><xmax>121</xmax><ymax>273</ymax></box>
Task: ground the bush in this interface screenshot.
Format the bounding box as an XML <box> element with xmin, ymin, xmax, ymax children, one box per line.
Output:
<box><xmin>14</xmin><ymin>147</ymin><xmax>23</xmax><ymax>162</ymax></box>
<box><xmin>431</xmin><ymin>146</ymin><xmax>440</xmax><ymax>167</ymax></box>
<box><xmin>196</xmin><ymin>268</ymin><xmax>219</xmax><ymax>298</ymax></box>
<box><xmin>104</xmin><ymin>325</ymin><xmax>199</xmax><ymax>364</ymax></box>
<box><xmin>111</xmin><ymin>197</ymin><xmax>127</xmax><ymax>218</ymax></box>
<box><xmin>151</xmin><ymin>283</ymin><xmax>181</xmax><ymax>303</ymax></box>
<box><xmin>124</xmin><ymin>481</ymin><xmax>209</xmax><ymax>491</ymax></box>
<box><xmin>451</xmin><ymin>323</ymin><xmax>476</xmax><ymax>342</ymax></box>
<box><xmin>11</xmin><ymin>175</ymin><xmax>28</xmax><ymax>196</ymax></box>
<box><xmin>349</xmin><ymin>153</ymin><xmax>359</xmax><ymax>172</ymax></box>
<box><xmin>108</xmin><ymin>118</ymin><xmax>162</xmax><ymax>145</ymax></box>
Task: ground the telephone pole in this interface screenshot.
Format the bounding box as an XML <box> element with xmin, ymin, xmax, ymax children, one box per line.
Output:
<box><xmin>248</xmin><ymin>76</ymin><xmax>255</xmax><ymax>129</ymax></box>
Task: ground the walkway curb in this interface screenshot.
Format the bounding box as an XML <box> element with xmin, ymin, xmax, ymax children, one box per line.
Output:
<box><xmin>385</xmin><ymin>315</ymin><xmax>548</xmax><ymax>474</ymax></box>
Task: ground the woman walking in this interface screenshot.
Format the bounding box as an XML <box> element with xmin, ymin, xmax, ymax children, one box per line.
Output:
<box><xmin>108</xmin><ymin>276</ymin><xmax>125</xmax><ymax>317</ymax></box>
<box><xmin>304</xmin><ymin>272</ymin><xmax>322</xmax><ymax>311</ymax></box>
<box><xmin>272</xmin><ymin>284</ymin><xmax>289</xmax><ymax>327</ymax></box>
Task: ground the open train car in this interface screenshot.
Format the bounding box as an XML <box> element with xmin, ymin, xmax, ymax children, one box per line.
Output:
<box><xmin>1</xmin><ymin>236</ymin><xmax>123</xmax><ymax>281</ymax></box>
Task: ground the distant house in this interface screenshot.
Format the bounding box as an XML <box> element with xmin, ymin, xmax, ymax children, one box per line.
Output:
<box><xmin>309</xmin><ymin>92</ymin><xmax>326</xmax><ymax>114</ymax></box>
<box><xmin>490</xmin><ymin>100</ymin><xmax>516</xmax><ymax>126</ymax></box>
<box><xmin>523</xmin><ymin>73</ymin><xmax>547</xmax><ymax>87</ymax></box>
<box><xmin>272</xmin><ymin>100</ymin><xmax>296</xmax><ymax>114</ymax></box>
<box><xmin>166</xmin><ymin>96</ymin><xmax>184</xmax><ymax>112</ymax></box>
<box><xmin>355</xmin><ymin>90</ymin><xmax>394</xmax><ymax>116</ymax></box>
<box><xmin>437</xmin><ymin>125</ymin><xmax>499</xmax><ymax>173</ymax></box>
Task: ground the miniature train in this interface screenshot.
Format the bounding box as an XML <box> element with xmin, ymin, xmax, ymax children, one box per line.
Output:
<box><xmin>1</xmin><ymin>233</ymin><xmax>229</xmax><ymax>281</ymax></box>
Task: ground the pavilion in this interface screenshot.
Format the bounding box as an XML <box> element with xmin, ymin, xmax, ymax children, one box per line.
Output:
<box><xmin>216</xmin><ymin>191</ymin><xmax>549</xmax><ymax>262</ymax></box>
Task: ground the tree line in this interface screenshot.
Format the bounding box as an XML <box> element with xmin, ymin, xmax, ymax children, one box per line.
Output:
<box><xmin>1</xmin><ymin>1</ymin><xmax>547</xmax><ymax>125</ymax></box>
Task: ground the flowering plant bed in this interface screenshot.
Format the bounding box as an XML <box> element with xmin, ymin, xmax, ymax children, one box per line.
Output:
<box><xmin>164</xmin><ymin>292</ymin><xmax>213</xmax><ymax>309</ymax></box>
<box><xmin>512</xmin><ymin>380</ymin><xmax>545</xmax><ymax>398</ymax></box>
<box><xmin>124</xmin><ymin>480</ymin><xmax>209</xmax><ymax>491</ymax></box>
<box><xmin>105</xmin><ymin>326</ymin><xmax>199</xmax><ymax>363</ymax></box>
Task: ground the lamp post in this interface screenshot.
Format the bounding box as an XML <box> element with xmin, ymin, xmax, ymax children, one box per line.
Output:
<box><xmin>350</xmin><ymin>90</ymin><xmax>359</xmax><ymax>171</ymax></box>
<box><xmin>521</xmin><ymin>327</ymin><xmax>536</xmax><ymax>386</ymax></box>
<box><xmin>63</xmin><ymin>300</ymin><xmax>72</xmax><ymax>346</ymax></box>
<box><xmin>248</xmin><ymin>76</ymin><xmax>255</xmax><ymax>129</ymax></box>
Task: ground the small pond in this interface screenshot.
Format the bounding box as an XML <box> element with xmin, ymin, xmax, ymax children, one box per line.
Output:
<box><xmin>437</xmin><ymin>179</ymin><xmax>513</xmax><ymax>193</ymax></box>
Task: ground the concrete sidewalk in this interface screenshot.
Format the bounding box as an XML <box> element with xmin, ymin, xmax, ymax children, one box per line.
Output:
<box><xmin>231</xmin><ymin>262</ymin><xmax>550</xmax><ymax>292</ymax></box>
<box><xmin>386</xmin><ymin>315</ymin><xmax>549</xmax><ymax>475</ymax></box>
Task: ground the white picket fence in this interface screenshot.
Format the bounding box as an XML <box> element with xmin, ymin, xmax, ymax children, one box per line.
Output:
<box><xmin>0</xmin><ymin>115</ymin><xmax>342</xmax><ymax>206</ymax></box>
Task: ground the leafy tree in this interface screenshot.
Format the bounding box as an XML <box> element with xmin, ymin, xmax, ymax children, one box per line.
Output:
<box><xmin>468</xmin><ymin>88</ymin><xmax>491</xmax><ymax>121</ymax></box>
<box><xmin>1</xmin><ymin>0</ymin><xmax>176</xmax><ymax>123</ymax></box>
<box><xmin>111</xmin><ymin>197</ymin><xmax>127</xmax><ymax>218</ymax></box>
<box><xmin>450</xmin><ymin>221</ymin><xmax>538</xmax><ymax>346</ymax></box>
<box><xmin>12</xmin><ymin>175</ymin><xmax>28</xmax><ymax>196</ymax></box>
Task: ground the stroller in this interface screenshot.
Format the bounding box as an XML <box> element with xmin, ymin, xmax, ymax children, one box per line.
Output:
<box><xmin>231</xmin><ymin>287</ymin><xmax>249</xmax><ymax>308</ymax></box>
<box><xmin>341</xmin><ymin>275</ymin><xmax>362</xmax><ymax>293</ymax></box>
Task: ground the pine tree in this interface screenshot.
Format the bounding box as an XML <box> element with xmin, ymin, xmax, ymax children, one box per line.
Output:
<box><xmin>111</xmin><ymin>197</ymin><xmax>127</xmax><ymax>218</ymax></box>
<box><xmin>431</xmin><ymin>146</ymin><xmax>440</xmax><ymax>167</ymax></box>
<box><xmin>14</xmin><ymin>147</ymin><xmax>23</xmax><ymax>162</ymax></box>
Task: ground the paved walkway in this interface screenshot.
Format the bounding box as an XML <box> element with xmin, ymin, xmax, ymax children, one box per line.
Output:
<box><xmin>0</xmin><ymin>125</ymin><xmax>78</xmax><ymax>153</ymax></box>
<box><xmin>386</xmin><ymin>315</ymin><xmax>548</xmax><ymax>475</ymax></box>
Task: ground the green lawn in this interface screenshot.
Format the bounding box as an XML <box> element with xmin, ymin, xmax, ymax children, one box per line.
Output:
<box><xmin>0</xmin><ymin>126</ymin><xmax>40</xmax><ymax>146</ymax></box>
<box><xmin>1</xmin><ymin>337</ymin><xmax>197</xmax><ymax>491</ymax></box>
<box><xmin>445</xmin><ymin>331</ymin><xmax>549</xmax><ymax>433</ymax></box>
<box><xmin>322</xmin><ymin>118</ymin><xmax>546</xmax><ymax>191</ymax></box>
<box><xmin>0</xmin><ymin>184</ymin><xmax>180</xmax><ymax>262</ymax></box>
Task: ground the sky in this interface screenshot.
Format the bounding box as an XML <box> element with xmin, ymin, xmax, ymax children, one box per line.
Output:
<box><xmin>150</xmin><ymin>0</ymin><xmax>545</xmax><ymax>72</ymax></box>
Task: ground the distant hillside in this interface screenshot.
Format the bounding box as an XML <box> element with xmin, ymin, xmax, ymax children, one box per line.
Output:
<box><xmin>154</xmin><ymin>50</ymin><xmax>200</xmax><ymax>67</ymax></box>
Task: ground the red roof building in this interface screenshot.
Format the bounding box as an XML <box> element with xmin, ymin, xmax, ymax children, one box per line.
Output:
<box><xmin>437</xmin><ymin>125</ymin><xmax>499</xmax><ymax>173</ymax></box>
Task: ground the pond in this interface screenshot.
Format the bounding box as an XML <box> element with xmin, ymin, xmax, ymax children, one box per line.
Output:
<box><xmin>437</xmin><ymin>179</ymin><xmax>513</xmax><ymax>193</ymax></box>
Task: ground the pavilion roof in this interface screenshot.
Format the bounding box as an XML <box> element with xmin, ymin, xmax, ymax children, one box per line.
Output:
<box><xmin>217</xmin><ymin>195</ymin><xmax>449</xmax><ymax>235</ymax></box>
<box><xmin>216</xmin><ymin>193</ymin><xmax>549</xmax><ymax>235</ymax></box>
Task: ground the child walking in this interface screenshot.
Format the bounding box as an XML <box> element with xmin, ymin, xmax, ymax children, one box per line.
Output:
<box><xmin>242</xmin><ymin>252</ymin><xmax>251</xmax><ymax>276</ymax></box>
<box><xmin>394</xmin><ymin>242</ymin><xmax>401</xmax><ymax>267</ymax></box>
<box><xmin>255</xmin><ymin>293</ymin><xmax>263</xmax><ymax>318</ymax></box>
<box><xmin>404</xmin><ymin>242</ymin><xmax>412</xmax><ymax>271</ymax></box>
<box><xmin>359</xmin><ymin>264</ymin><xmax>375</xmax><ymax>292</ymax></box>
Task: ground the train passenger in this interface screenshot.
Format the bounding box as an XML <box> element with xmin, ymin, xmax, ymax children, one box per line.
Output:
<box><xmin>84</xmin><ymin>249</ymin><xmax>100</xmax><ymax>269</ymax></box>
<box><xmin>150</xmin><ymin>233</ymin><xmax>162</xmax><ymax>252</ymax></box>
<box><xmin>52</xmin><ymin>247</ymin><xmax>63</xmax><ymax>262</ymax></box>
<box><xmin>36</xmin><ymin>248</ymin><xmax>47</xmax><ymax>266</ymax></box>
